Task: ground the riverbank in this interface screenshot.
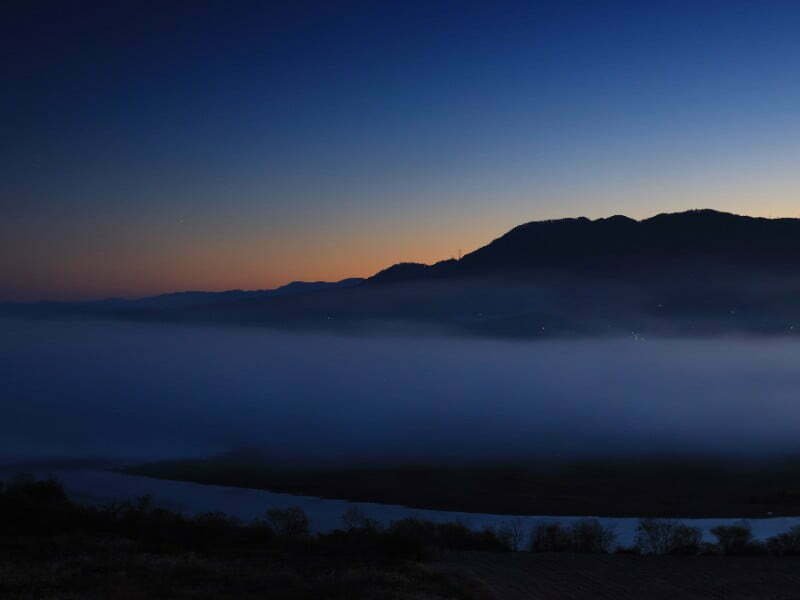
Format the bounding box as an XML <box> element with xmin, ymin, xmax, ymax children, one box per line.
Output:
<box><xmin>5</xmin><ymin>476</ymin><xmax>800</xmax><ymax>599</ymax></box>
<box><xmin>124</xmin><ymin>456</ymin><xmax>800</xmax><ymax>518</ymax></box>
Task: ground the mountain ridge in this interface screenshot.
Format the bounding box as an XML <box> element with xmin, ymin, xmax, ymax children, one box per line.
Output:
<box><xmin>5</xmin><ymin>209</ymin><xmax>800</xmax><ymax>339</ymax></box>
<box><xmin>367</xmin><ymin>209</ymin><xmax>800</xmax><ymax>285</ymax></box>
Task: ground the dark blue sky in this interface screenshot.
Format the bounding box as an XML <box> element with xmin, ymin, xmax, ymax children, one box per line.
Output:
<box><xmin>3</xmin><ymin>1</ymin><xmax>800</xmax><ymax>299</ymax></box>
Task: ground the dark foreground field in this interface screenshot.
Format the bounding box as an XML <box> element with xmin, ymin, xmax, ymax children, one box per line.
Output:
<box><xmin>5</xmin><ymin>477</ymin><xmax>800</xmax><ymax>599</ymax></box>
<box><xmin>3</xmin><ymin>546</ymin><xmax>487</xmax><ymax>600</ymax></box>
<box><xmin>7</xmin><ymin>549</ymin><xmax>800</xmax><ymax>600</ymax></box>
<box><xmin>126</xmin><ymin>455</ymin><xmax>800</xmax><ymax>517</ymax></box>
<box><xmin>0</xmin><ymin>476</ymin><xmax>493</xmax><ymax>599</ymax></box>
<box><xmin>443</xmin><ymin>552</ymin><xmax>800</xmax><ymax>600</ymax></box>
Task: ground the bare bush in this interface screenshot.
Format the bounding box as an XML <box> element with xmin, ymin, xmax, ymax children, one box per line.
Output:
<box><xmin>496</xmin><ymin>518</ymin><xmax>526</xmax><ymax>551</ymax></box>
<box><xmin>767</xmin><ymin>525</ymin><xmax>800</xmax><ymax>556</ymax></box>
<box><xmin>571</xmin><ymin>519</ymin><xmax>616</xmax><ymax>553</ymax></box>
<box><xmin>531</xmin><ymin>522</ymin><xmax>572</xmax><ymax>552</ymax></box>
<box><xmin>530</xmin><ymin>519</ymin><xmax>615</xmax><ymax>553</ymax></box>
<box><xmin>341</xmin><ymin>506</ymin><xmax>380</xmax><ymax>532</ymax></box>
<box><xmin>635</xmin><ymin>518</ymin><xmax>702</xmax><ymax>555</ymax></box>
<box><xmin>711</xmin><ymin>522</ymin><xmax>759</xmax><ymax>555</ymax></box>
<box><xmin>266</xmin><ymin>506</ymin><xmax>310</xmax><ymax>538</ymax></box>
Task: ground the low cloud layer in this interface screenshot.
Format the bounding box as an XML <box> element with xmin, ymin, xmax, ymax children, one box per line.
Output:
<box><xmin>2</xmin><ymin>318</ymin><xmax>800</xmax><ymax>463</ymax></box>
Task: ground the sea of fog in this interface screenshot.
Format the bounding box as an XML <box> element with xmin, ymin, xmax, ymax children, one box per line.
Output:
<box><xmin>2</xmin><ymin>317</ymin><xmax>800</xmax><ymax>463</ymax></box>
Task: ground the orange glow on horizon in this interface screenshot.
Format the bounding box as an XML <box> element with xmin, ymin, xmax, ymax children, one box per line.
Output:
<box><xmin>5</xmin><ymin>198</ymin><xmax>800</xmax><ymax>302</ymax></box>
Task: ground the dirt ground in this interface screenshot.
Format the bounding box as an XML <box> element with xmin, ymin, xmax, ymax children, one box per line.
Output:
<box><xmin>439</xmin><ymin>552</ymin><xmax>800</xmax><ymax>600</ymax></box>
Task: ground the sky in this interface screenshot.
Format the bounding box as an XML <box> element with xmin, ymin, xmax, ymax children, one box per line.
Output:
<box><xmin>3</xmin><ymin>1</ymin><xmax>800</xmax><ymax>301</ymax></box>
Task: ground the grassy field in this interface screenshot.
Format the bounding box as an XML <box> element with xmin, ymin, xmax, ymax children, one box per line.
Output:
<box><xmin>125</xmin><ymin>455</ymin><xmax>800</xmax><ymax>517</ymax></box>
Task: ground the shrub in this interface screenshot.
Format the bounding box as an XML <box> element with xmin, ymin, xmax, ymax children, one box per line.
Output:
<box><xmin>495</xmin><ymin>518</ymin><xmax>526</xmax><ymax>551</ymax></box>
<box><xmin>530</xmin><ymin>519</ymin><xmax>616</xmax><ymax>553</ymax></box>
<box><xmin>469</xmin><ymin>526</ymin><xmax>513</xmax><ymax>552</ymax></box>
<box><xmin>341</xmin><ymin>506</ymin><xmax>380</xmax><ymax>532</ymax></box>
<box><xmin>267</xmin><ymin>506</ymin><xmax>310</xmax><ymax>538</ymax></box>
<box><xmin>375</xmin><ymin>517</ymin><xmax>511</xmax><ymax>560</ymax></box>
<box><xmin>766</xmin><ymin>525</ymin><xmax>800</xmax><ymax>556</ymax></box>
<box><xmin>635</xmin><ymin>518</ymin><xmax>674</xmax><ymax>555</ymax></box>
<box><xmin>571</xmin><ymin>519</ymin><xmax>616</xmax><ymax>553</ymax></box>
<box><xmin>710</xmin><ymin>522</ymin><xmax>759</xmax><ymax>555</ymax></box>
<box><xmin>635</xmin><ymin>518</ymin><xmax>702</xmax><ymax>555</ymax></box>
<box><xmin>531</xmin><ymin>522</ymin><xmax>572</xmax><ymax>552</ymax></box>
<box><xmin>436</xmin><ymin>521</ymin><xmax>478</xmax><ymax>550</ymax></box>
<box><xmin>668</xmin><ymin>523</ymin><xmax>703</xmax><ymax>555</ymax></box>
<box><xmin>0</xmin><ymin>474</ymin><xmax>80</xmax><ymax>535</ymax></box>
<box><xmin>383</xmin><ymin>517</ymin><xmax>436</xmax><ymax>560</ymax></box>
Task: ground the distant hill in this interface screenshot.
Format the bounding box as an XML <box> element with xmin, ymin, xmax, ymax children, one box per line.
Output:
<box><xmin>97</xmin><ymin>278</ymin><xmax>366</xmax><ymax>309</ymax></box>
<box><xmin>0</xmin><ymin>278</ymin><xmax>364</xmax><ymax>317</ymax></box>
<box><xmin>4</xmin><ymin>210</ymin><xmax>800</xmax><ymax>338</ymax></box>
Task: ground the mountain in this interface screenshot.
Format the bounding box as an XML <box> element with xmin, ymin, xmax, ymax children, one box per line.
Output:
<box><xmin>367</xmin><ymin>209</ymin><xmax>800</xmax><ymax>284</ymax></box>
<box><xmin>4</xmin><ymin>210</ymin><xmax>800</xmax><ymax>338</ymax></box>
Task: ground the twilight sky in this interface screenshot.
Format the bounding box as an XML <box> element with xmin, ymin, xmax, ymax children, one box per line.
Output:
<box><xmin>3</xmin><ymin>1</ymin><xmax>800</xmax><ymax>301</ymax></box>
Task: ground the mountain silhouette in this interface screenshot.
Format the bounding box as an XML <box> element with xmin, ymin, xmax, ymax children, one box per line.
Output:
<box><xmin>5</xmin><ymin>210</ymin><xmax>800</xmax><ymax>338</ymax></box>
<box><xmin>368</xmin><ymin>209</ymin><xmax>800</xmax><ymax>285</ymax></box>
